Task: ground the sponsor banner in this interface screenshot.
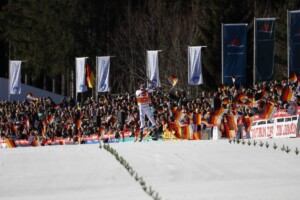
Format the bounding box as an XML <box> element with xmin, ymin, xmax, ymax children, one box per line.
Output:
<box><xmin>274</xmin><ymin>120</ymin><xmax>297</xmax><ymax>138</ymax></box>
<box><xmin>250</xmin><ymin>122</ymin><xmax>274</xmax><ymax>139</ymax></box>
<box><xmin>222</xmin><ymin>24</ymin><xmax>247</xmax><ymax>85</ymax></box>
<box><xmin>250</xmin><ymin>117</ymin><xmax>298</xmax><ymax>139</ymax></box>
<box><xmin>288</xmin><ymin>10</ymin><xmax>300</xmax><ymax>76</ymax></box>
<box><xmin>255</xmin><ymin>18</ymin><xmax>276</xmax><ymax>83</ymax></box>
<box><xmin>97</xmin><ymin>56</ymin><xmax>110</xmax><ymax>92</ymax></box>
<box><xmin>147</xmin><ymin>51</ymin><xmax>161</xmax><ymax>87</ymax></box>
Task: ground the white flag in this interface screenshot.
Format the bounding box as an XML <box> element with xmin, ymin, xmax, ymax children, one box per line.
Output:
<box><xmin>147</xmin><ymin>51</ymin><xmax>161</xmax><ymax>87</ymax></box>
<box><xmin>97</xmin><ymin>56</ymin><xmax>110</xmax><ymax>92</ymax></box>
<box><xmin>9</xmin><ymin>60</ymin><xmax>22</xmax><ymax>94</ymax></box>
<box><xmin>188</xmin><ymin>46</ymin><xmax>203</xmax><ymax>85</ymax></box>
<box><xmin>76</xmin><ymin>57</ymin><xmax>87</xmax><ymax>93</ymax></box>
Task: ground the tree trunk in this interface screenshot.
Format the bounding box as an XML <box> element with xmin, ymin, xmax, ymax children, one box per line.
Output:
<box><xmin>70</xmin><ymin>69</ymin><xmax>74</xmax><ymax>99</ymax></box>
<box><xmin>61</xmin><ymin>74</ymin><xmax>65</xmax><ymax>96</ymax></box>
<box><xmin>52</xmin><ymin>78</ymin><xmax>55</xmax><ymax>93</ymax></box>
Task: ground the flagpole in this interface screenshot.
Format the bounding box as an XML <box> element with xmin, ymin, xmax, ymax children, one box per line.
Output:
<box><xmin>187</xmin><ymin>46</ymin><xmax>190</xmax><ymax>98</ymax></box>
<box><xmin>287</xmin><ymin>10</ymin><xmax>290</xmax><ymax>77</ymax></box>
<box><xmin>96</xmin><ymin>56</ymin><xmax>98</xmax><ymax>102</ymax></box>
<box><xmin>253</xmin><ymin>17</ymin><xmax>256</xmax><ymax>86</ymax></box>
<box><xmin>8</xmin><ymin>60</ymin><xmax>10</xmax><ymax>102</ymax></box>
<box><xmin>221</xmin><ymin>23</ymin><xmax>224</xmax><ymax>84</ymax></box>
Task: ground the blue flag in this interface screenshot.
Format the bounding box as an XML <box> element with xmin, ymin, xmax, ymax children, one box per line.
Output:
<box><xmin>288</xmin><ymin>10</ymin><xmax>300</xmax><ymax>76</ymax></box>
<box><xmin>255</xmin><ymin>18</ymin><xmax>276</xmax><ymax>83</ymax></box>
<box><xmin>222</xmin><ymin>24</ymin><xmax>247</xmax><ymax>85</ymax></box>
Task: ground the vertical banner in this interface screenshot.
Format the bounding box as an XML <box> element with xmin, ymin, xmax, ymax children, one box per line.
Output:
<box><xmin>147</xmin><ymin>50</ymin><xmax>161</xmax><ymax>87</ymax></box>
<box><xmin>255</xmin><ymin>18</ymin><xmax>276</xmax><ymax>83</ymax></box>
<box><xmin>9</xmin><ymin>60</ymin><xmax>22</xmax><ymax>94</ymax></box>
<box><xmin>222</xmin><ymin>24</ymin><xmax>247</xmax><ymax>85</ymax></box>
<box><xmin>97</xmin><ymin>56</ymin><xmax>110</xmax><ymax>92</ymax></box>
<box><xmin>188</xmin><ymin>46</ymin><xmax>204</xmax><ymax>85</ymax></box>
<box><xmin>288</xmin><ymin>10</ymin><xmax>300</xmax><ymax>76</ymax></box>
<box><xmin>76</xmin><ymin>57</ymin><xmax>87</xmax><ymax>93</ymax></box>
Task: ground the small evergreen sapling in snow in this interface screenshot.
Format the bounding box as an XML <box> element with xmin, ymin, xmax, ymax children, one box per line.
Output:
<box><xmin>273</xmin><ymin>143</ymin><xmax>277</xmax><ymax>150</ymax></box>
<box><xmin>295</xmin><ymin>147</ymin><xmax>299</xmax><ymax>155</ymax></box>
<box><xmin>229</xmin><ymin>138</ymin><xmax>232</xmax><ymax>144</ymax></box>
<box><xmin>286</xmin><ymin>146</ymin><xmax>291</xmax><ymax>153</ymax></box>
<box><xmin>242</xmin><ymin>139</ymin><xmax>246</xmax><ymax>145</ymax></box>
<box><xmin>281</xmin><ymin>145</ymin><xmax>285</xmax><ymax>152</ymax></box>
<box><xmin>265</xmin><ymin>141</ymin><xmax>269</xmax><ymax>148</ymax></box>
<box><xmin>247</xmin><ymin>140</ymin><xmax>251</xmax><ymax>146</ymax></box>
<box><xmin>259</xmin><ymin>141</ymin><xmax>264</xmax><ymax>147</ymax></box>
<box><xmin>253</xmin><ymin>140</ymin><xmax>257</xmax><ymax>146</ymax></box>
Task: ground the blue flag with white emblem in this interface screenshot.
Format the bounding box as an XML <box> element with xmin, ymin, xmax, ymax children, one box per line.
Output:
<box><xmin>188</xmin><ymin>46</ymin><xmax>203</xmax><ymax>85</ymax></box>
<box><xmin>288</xmin><ymin>10</ymin><xmax>300</xmax><ymax>76</ymax></box>
<box><xmin>97</xmin><ymin>56</ymin><xmax>110</xmax><ymax>92</ymax></box>
<box><xmin>255</xmin><ymin>18</ymin><xmax>276</xmax><ymax>83</ymax></box>
<box><xmin>222</xmin><ymin>24</ymin><xmax>247</xmax><ymax>85</ymax></box>
<box><xmin>9</xmin><ymin>60</ymin><xmax>22</xmax><ymax>95</ymax></box>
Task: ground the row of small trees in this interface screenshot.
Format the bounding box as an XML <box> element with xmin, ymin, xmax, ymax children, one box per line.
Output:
<box><xmin>0</xmin><ymin>0</ymin><xmax>300</xmax><ymax>96</ymax></box>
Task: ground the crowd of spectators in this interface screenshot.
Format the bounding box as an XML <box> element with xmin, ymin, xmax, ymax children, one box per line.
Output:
<box><xmin>0</xmin><ymin>77</ymin><xmax>299</xmax><ymax>143</ymax></box>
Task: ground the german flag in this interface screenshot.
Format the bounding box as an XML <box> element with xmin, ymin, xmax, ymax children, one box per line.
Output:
<box><xmin>75</xmin><ymin>119</ymin><xmax>82</xmax><ymax>129</ymax></box>
<box><xmin>171</xmin><ymin>106</ymin><xmax>177</xmax><ymax>115</ymax></box>
<box><xmin>261</xmin><ymin>103</ymin><xmax>276</xmax><ymax>120</ymax></box>
<box><xmin>171</xmin><ymin>122</ymin><xmax>182</xmax><ymax>139</ymax></box>
<box><xmin>297</xmin><ymin>74</ymin><xmax>300</xmax><ymax>89</ymax></box>
<box><xmin>47</xmin><ymin>115</ymin><xmax>54</xmax><ymax>124</ymax></box>
<box><xmin>238</xmin><ymin>93</ymin><xmax>247</xmax><ymax>102</ymax></box>
<box><xmin>289</xmin><ymin>73</ymin><xmax>297</xmax><ymax>84</ymax></box>
<box><xmin>5</xmin><ymin>138</ymin><xmax>16</xmax><ymax>148</ymax></box>
<box><xmin>222</xmin><ymin>97</ymin><xmax>230</xmax><ymax>105</ymax></box>
<box><xmin>86</xmin><ymin>65</ymin><xmax>95</xmax><ymax>88</ymax></box>
<box><xmin>281</xmin><ymin>86</ymin><xmax>293</xmax><ymax>101</ymax></box>
<box><xmin>211</xmin><ymin>108</ymin><xmax>226</xmax><ymax>125</ymax></box>
<box><xmin>225</xmin><ymin>114</ymin><xmax>237</xmax><ymax>138</ymax></box>
<box><xmin>261</xmin><ymin>89</ymin><xmax>268</xmax><ymax>99</ymax></box>
<box><xmin>181</xmin><ymin>124</ymin><xmax>193</xmax><ymax>140</ymax></box>
<box><xmin>201</xmin><ymin>119</ymin><xmax>209</xmax><ymax>126</ymax></box>
<box><xmin>244</xmin><ymin>116</ymin><xmax>253</xmax><ymax>132</ymax></box>
<box><xmin>244</xmin><ymin>99</ymin><xmax>254</xmax><ymax>107</ymax></box>
<box><xmin>32</xmin><ymin>138</ymin><xmax>40</xmax><ymax>147</ymax></box>
<box><xmin>219</xmin><ymin>85</ymin><xmax>228</xmax><ymax>91</ymax></box>
<box><xmin>194</xmin><ymin>113</ymin><xmax>201</xmax><ymax>125</ymax></box>
<box><xmin>276</xmin><ymin>86</ymin><xmax>283</xmax><ymax>95</ymax></box>
<box><xmin>167</xmin><ymin>75</ymin><xmax>178</xmax><ymax>86</ymax></box>
<box><xmin>174</xmin><ymin>109</ymin><xmax>186</xmax><ymax>125</ymax></box>
<box><xmin>52</xmin><ymin>104</ymin><xmax>60</xmax><ymax>110</ymax></box>
<box><xmin>193</xmin><ymin>131</ymin><xmax>201</xmax><ymax>140</ymax></box>
<box><xmin>11</xmin><ymin>124</ymin><xmax>20</xmax><ymax>134</ymax></box>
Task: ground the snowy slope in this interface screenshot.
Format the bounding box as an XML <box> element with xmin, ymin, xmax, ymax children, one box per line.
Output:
<box><xmin>1</xmin><ymin>139</ymin><xmax>300</xmax><ymax>200</ymax></box>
